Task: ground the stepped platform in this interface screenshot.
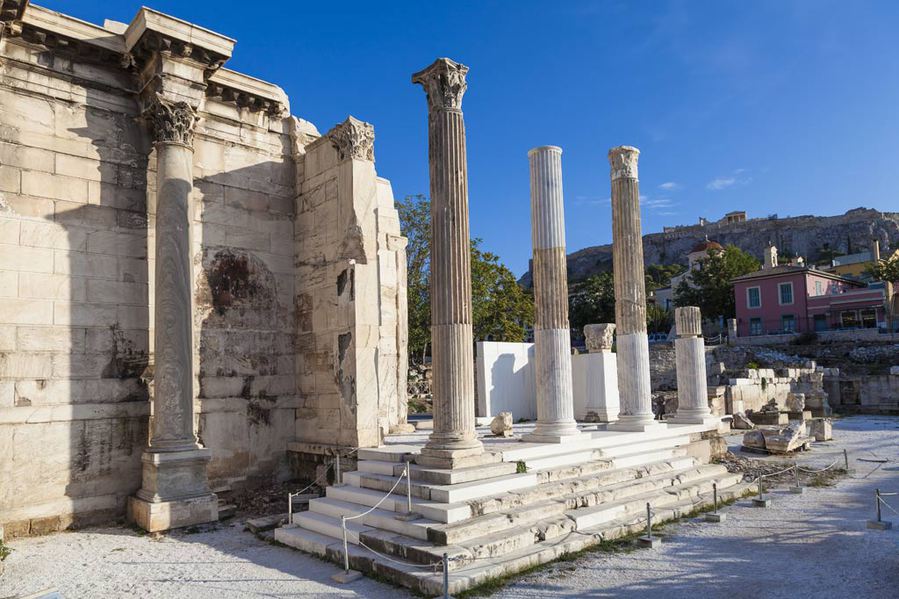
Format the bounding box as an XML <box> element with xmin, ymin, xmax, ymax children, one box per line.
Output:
<box><xmin>278</xmin><ymin>419</ymin><xmax>740</xmax><ymax>595</ymax></box>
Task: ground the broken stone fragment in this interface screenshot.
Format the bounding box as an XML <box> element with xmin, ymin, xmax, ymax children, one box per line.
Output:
<box><xmin>732</xmin><ymin>411</ymin><xmax>755</xmax><ymax>430</ymax></box>
<box><xmin>490</xmin><ymin>412</ymin><xmax>514</xmax><ymax>437</ymax></box>
<box><xmin>762</xmin><ymin>425</ymin><xmax>808</xmax><ymax>454</ymax></box>
<box><xmin>785</xmin><ymin>392</ymin><xmax>806</xmax><ymax>412</ymax></box>
<box><xmin>742</xmin><ymin>429</ymin><xmax>766</xmax><ymax>450</ymax></box>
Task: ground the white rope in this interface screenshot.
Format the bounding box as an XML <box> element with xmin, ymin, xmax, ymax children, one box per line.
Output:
<box><xmin>356</xmin><ymin>539</ymin><xmax>443</xmax><ymax>570</ymax></box>
<box><xmin>343</xmin><ymin>470</ymin><xmax>407</xmax><ymax>521</ymax></box>
<box><xmin>758</xmin><ymin>465</ymin><xmax>796</xmax><ymax>479</ymax></box>
<box><xmin>797</xmin><ymin>460</ymin><xmax>840</xmax><ymax>474</ymax></box>
<box><xmin>877</xmin><ymin>496</ymin><xmax>899</xmax><ymax>516</ymax></box>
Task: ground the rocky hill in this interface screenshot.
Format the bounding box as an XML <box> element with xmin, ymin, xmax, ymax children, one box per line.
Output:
<box><xmin>520</xmin><ymin>208</ymin><xmax>899</xmax><ymax>287</ymax></box>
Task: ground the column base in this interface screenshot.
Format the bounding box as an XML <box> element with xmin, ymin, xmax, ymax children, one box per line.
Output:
<box><xmin>128</xmin><ymin>493</ymin><xmax>219</xmax><ymax>533</ymax></box>
<box><xmin>130</xmin><ymin>446</ymin><xmax>218</xmax><ymax>532</ymax></box>
<box><xmin>522</xmin><ymin>424</ymin><xmax>583</xmax><ymax>444</ymax></box>
<box><xmin>668</xmin><ymin>413</ymin><xmax>721</xmax><ymax>428</ymax></box>
<box><xmin>608</xmin><ymin>416</ymin><xmax>666</xmax><ymax>432</ymax></box>
<box><xmin>582</xmin><ymin>409</ymin><xmax>618</xmax><ymax>423</ymax></box>
<box><xmin>416</xmin><ymin>444</ymin><xmax>489</xmax><ymax>469</ymax></box>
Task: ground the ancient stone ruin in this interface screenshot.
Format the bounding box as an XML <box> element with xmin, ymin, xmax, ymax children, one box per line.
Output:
<box><xmin>0</xmin><ymin>2</ymin><xmax>408</xmax><ymax>535</ymax></box>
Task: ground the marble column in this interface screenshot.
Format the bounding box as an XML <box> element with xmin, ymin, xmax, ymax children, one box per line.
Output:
<box><xmin>412</xmin><ymin>58</ymin><xmax>483</xmax><ymax>466</ymax></box>
<box><xmin>524</xmin><ymin>146</ymin><xmax>580</xmax><ymax>442</ymax></box>
<box><xmin>129</xmin><ymin>95</ymin><xmax>218</xmax><ymax>532</ymax></box>
<box><xmin>671</xmin><ymin>307</ymin><xmax>718</xmax><ymax>426</ymax></box>
<box><xmin>726</xmin><ymin>318</ymin><xmax>738</xmax><ymax>346</ymax></box>
<box><xmin>607</xmin><ymin>147</ymin><xmax>663</xmax><ymax>432</ymax></box>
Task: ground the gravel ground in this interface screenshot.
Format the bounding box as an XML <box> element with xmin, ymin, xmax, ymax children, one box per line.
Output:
<box><xmin>494</xmin><ymin>415</ymin><xmax>899</xmax><ymax>599</ymax></box>
<box><xmin>2</xmin><ymin>415</ymin><xmax>897</xmax><ymax>599</ymax></box>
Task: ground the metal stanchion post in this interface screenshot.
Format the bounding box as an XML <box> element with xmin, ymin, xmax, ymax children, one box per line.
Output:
<box><xmin>396</xmin><ymin>461</ymin><xmax>420</xmax><ymax>521</ymax></box>
<box><xmin>705</xmin><ymin>482</ymin><xmax>726</xmax><ymax>522</ymax></box>
<box><xmin>443</xmin><ymin>552</ymin><xmax>449</xmax><ymax>598</ymax></box>
<box><xmin>867</xmin><ymin>488</ymin><xmax>894</xmax><ymax>530</ymax></box>
<box><xmin>752</xmin><ymin>476</ymin><xmax>770</xmax><ymax>507</ymax></box>
<box><xmin>288</xmin><ymin>493</ymin><xmax>293</xmax><ymax>525</ymax></box>
<box><xmin>790</xmin><ymin>464</ymin><xmax>804</xmax><ymax>494</ymax></box>
<box><xmin>331</xmin><ymin>515</ymin><xmax>363</xmax><ymax>583</ymax></box>
<box><xmin>335</xmin><ymin>454</ymin><xmax>342</xmax><ymax>486</ymax></box>
<box><xmin>639</xmin><ymin>502</ymin><xmax>661</xmax><ymax>547</ymax></box>
<box><xmin>842</xmin><ymin>449</ymin><xmax>854</xmax><ymax>474</ymax></box>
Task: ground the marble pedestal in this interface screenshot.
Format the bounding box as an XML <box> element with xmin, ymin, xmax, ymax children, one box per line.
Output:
<box><xmin>128</xmin><ymin>448</ymin><xmax>218</xmax><ymax>532</ymax></box>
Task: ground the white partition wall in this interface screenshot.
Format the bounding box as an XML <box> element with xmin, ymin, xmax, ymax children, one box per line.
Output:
<box><xmin>476</xmin><ymin>341</ymin><xmax>537</xmax><ymax>421</ymax></box>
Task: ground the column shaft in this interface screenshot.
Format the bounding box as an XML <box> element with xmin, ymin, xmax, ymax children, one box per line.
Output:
<box><xmin>525</xmin><ymin>146</ymin><xmax>579</xmax><ymax>442</ymax></box>
<box><xmin>151</xmin><ymin>142</ymin><xmax>199</xmax><ymax>450</ymax></box>
<box><xmin>413</xmin><ymin>58</ymin><xmax>482</xmax><ymax>461</ymax></box>
<box><xmin>608</xmin><ymin>146</ymin><xmax>662</xmax><ymax>431</ymax></box>
<box><xmin>671</xmin><ymin>306</ymin><xmax>716</xmax><ymax>425</ymax></box>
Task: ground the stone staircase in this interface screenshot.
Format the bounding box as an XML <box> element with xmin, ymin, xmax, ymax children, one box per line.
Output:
<box><xmin>275</xmin><ymin>424</ymin><xmax>748</xmax><ymax>596</ymax></box>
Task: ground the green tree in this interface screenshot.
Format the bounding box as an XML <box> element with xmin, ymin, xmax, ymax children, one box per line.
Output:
<box><xmin>569</xmin><ymin>272</ymin><xmax>615</xmax><ymax>338</ymax></box>
<box><xmin>869</xmin><ymin>253</ymin><xmax>899</xmax><ymax>329</ymax></box>
<box><xmin>396</xmin><ymin>195</ymin><xmax>534</xmax><ymax>362</ymax></box>
<box><xmin>674</xmin><ymin>244</ymin><xmax>760</xmax><ymax>320</ymax></box>
<box><xmin>646</xmin><ymin>302</ymin><xmax>673</xmax><ymax>334</ymax></box>
<box><xmin>645</xmin><ymin>263</ymin><xmax>687</xmax><ymax>293</ymax></box>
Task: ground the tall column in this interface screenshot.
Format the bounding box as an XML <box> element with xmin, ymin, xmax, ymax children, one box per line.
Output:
<box><xmin>412</xmin><ymin>58</ymin><xmax>483</xmax><ymax>466</ymax></box>
<box><xmin>671</xmin><ymin>307</ymin><xmax>718</xmax><ymax>426</ymax></box>
<box><xmin>524</xmin><ymin>146</ymin><xmax>580</xmax><ymax>442</ymax></box>
<box><xmin>128</xmin><ymin>95</ymin><xmax>218</xmax><ymax>532</ymax></box>
<box><xmin>607</xmin><ymin>146</ymin><xmax>664</xmax><ymax>432</ymax></box>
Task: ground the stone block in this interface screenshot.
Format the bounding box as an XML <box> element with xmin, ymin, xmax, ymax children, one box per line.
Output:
<box><xmin>490</xmin><ymin>412</ymin><xmax>514</xmax><ymax>437</ymax></box>
<box><xmin>810</xmin><ymin>419</ymin><xmax>833</xmax><ymax>441</ymax></box>
<box><xmin>128</xmin><ymin>493</ymin><xmax>219</xmax><ymax>533</ymax></box>
<box><xmin>0</xmin><ymin>245</ymin><xmax>54</xmax><ymax>274</ymax></box>
<box><xmin>0</xmin><ymin>299</ymin><xmax>54</xmax><ymax>325</ymax></box>
<box><xmin>22</xmin><ymin>171</ymin><xmax>89</xmax><ymax>203</ymax></box>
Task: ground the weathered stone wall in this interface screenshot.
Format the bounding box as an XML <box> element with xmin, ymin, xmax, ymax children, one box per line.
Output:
<box><xmin>291</xmin><ymin>123</ymin><xmax>407</xmax><ymax>452</ymax></box>
<box><xmin>0</xmin><ymin>5</ymin><xmax>407</xmax><ymax>536</ymax></box>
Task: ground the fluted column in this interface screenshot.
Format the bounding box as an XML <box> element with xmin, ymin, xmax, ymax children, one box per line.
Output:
<box><xmin>412</xmin><ymin>58</ymin><xmax>483</xmax><ymax>464</ymax></box>
<box><xmin>524</xmin><ymin>146</ymin><xmax>580</xmax><ymax>442</ymax></box>
<box><xmin>671</xmin><ymin>307</ymin><xmax>718</xmax><ymax>426</ymax></box>
<box><xmin>129</xmin><ymin>94</ymin><xmax>217</xmax><ymax>532</ymax></box>
<box><xmin>607</xmin><ymin>146</ymin><xmax>663</xmax><ymax>432</ymax></box>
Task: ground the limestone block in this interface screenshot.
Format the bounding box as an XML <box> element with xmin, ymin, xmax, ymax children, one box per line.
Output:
<box><xmin>22</xmin><ymin>171</ymin><xmax>89</xmax><ymax>203</ymax></box>
<box><xmin>0</xmin><ymin>271</ymin><xmax>17</xmax><ymax>298</ymax></box>
<box><xmin>0</xmin><ymin>245</ymin><xmax>54</xmax><ymax>273</ymax></box>
<box><xmin>16</xmin><ymin>326</ymin><xmax>85</xmax><ymax>353</ymax></box>
<box><xmin>20</xmin><ymin>220</ymin><xmax>88</xmax><ymax>251</ymax></box>
<box><xmin>52</xmin><ymin>302</ymin><xmax>117</xmax><ymax>327</ymax></box>
<box><xmin>810</xmin><ymin>419</ymin><xmax>833</xmax><ymax>441</ymax></box>
<box><xmin>0</xmin><ymin>326</ymin><xmax>14</xmax><ymax>351</ymax></box>
<box><xmin>0</xmin><ymin>299</ymin><xmax>54</xmax><ymax>325</ymax></box>
<box><xmin>742</xmin><ymin>429</ymin><xmax>766</xmax><ymax>450</ymax></box>
<box><xmin>762</xmin><ymin>426</ymin><xmax>807</xmax><ymax>454</ymax></box>
<box><xmin>490</xmin><ymin>412</ymin><xmax>514</xmax><ymax>437</ymax></box>
<box><xmin>0</xmin><ymin>165</ymin><xmax>20</xmax><ymax>193</ymax></box>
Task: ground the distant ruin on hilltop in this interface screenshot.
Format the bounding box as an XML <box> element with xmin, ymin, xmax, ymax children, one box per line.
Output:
<box><xmin>520</xmin><ymin>207</ymin><xmax>899</xmax><ymax>286</ymax></box>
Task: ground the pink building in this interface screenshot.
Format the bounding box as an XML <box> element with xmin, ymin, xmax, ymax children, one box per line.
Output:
<box><xmin>732</xmin><ymin>265</ymin><xmax>887</xmax><ymax>337</ymax></box>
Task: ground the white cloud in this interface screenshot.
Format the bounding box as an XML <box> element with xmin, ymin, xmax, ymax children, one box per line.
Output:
<box><xmin>707</xmin><ymin>177</ymin><xmax>736</xmax><ymax>190</ymax></box>
<box><xmin>658</xmin><ymin>181</ymin><xmax>680</xmax><ymax>191</ymax></box>
<box><xmin>706</xmin><ymin>169</ymin><xmax>753</xmax><ymax>191</ymax></box>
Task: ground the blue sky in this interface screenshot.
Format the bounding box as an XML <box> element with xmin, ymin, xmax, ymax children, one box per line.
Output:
<box><xmin>46</xmin><ymin>0</ymin><xmax>899</xmax><ymax>276</ymax></box>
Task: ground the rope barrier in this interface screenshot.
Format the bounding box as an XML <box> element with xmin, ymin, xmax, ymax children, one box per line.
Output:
<box><xmin>343</xmin><ymin>470</ymin><xmax>407</xmax><ymax>521</ymax></box>
<box><xmin>356</xmin><ymin>539</ymin><xmax>443</xmax><ymax>570</ymax></box>
<box><xmin>797</xmin><ymin>459</ymin><xmax>840</xmax><ymax>474</ymax></box>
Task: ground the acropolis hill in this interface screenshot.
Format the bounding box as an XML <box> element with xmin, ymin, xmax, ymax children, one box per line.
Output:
<box><xmin>520</xmin><ymin>207</ymin><xmax>899</xmax><ymax>285</ymax></box>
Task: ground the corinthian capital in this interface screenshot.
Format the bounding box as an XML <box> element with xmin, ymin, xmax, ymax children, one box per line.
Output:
<box><xmin>327</xmin><ymin>116</ymin><xmax>375</xmax><ymax>161</ymax></box>
<box><xmin>608</xmin><ymin>146</ymin><xmax>640</xmax><ymax>181</ymax></box>
<box><xmin>144</xmin><ymin>94</ymin><xmax>199</xmax><ymax>147</ymax></box>
<box><xmin>412</xmin><ymin>57</ymin><xmax>468</xmax><ymax>112</ymax></box>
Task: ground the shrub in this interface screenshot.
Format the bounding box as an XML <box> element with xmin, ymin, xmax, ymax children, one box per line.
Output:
<box><xmin>792</xmin><ymin>331</ymin><xmax>818</xmax><ymax>345</ymax></box>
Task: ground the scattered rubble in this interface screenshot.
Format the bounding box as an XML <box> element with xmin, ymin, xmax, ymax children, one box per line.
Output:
<box><xmin>491</xmin><ymin>411</ymin><xmax>514</xmax><ymax>437</ymax></box>
<box><xmin>742</xmin><ymin>425</ymin><xmax>810</xmax><ymax>454</ymax></box>
<box><xmin>732</xmin><ymin>412</ymin><xmax>755</xmax><ymax>430</ymax></box>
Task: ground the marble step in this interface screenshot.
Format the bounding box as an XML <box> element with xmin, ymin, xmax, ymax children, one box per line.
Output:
<box><xmin>598</xmin><ymin>434</ymin><xmax>692</xmax><ymax>458</ymax></box>
<box><xmin>276</xmin><ymin>477</ymin><xmax>751</xmax><ymax>596</ymax></box>
<box><xmin>521</xmin><ymin>448</ymin><xmax>606</xmax><ymax>472</ymax></box>
<box><xmin>308</xmin><ymin>497</ymin><xmax>436</xmax><ymax>541</ymax></box>
<box><xmin>292</xmin><ymin>511</ymin><xmax>371</xmax><ymax>544</ymax></box>
<box><xmin>570</xmin><ymin>470</ymin><xmax>742</xmax><ymax>530</ymax></box>
<box><xmin>356</xmin><ymin>458</ymin><xmax>518</xmax><ymax>485</ymax></box>
<box><xmin>609</xmin><ymin>447</ymin><xmax>684</xmax><ymax>469</ymax></box>
<box><xmin>346</xmin><ymin>469</ymin><xmax>540</xmax><ymax>504</ymax></box>
<box><xmin>326</xmin><ymin>484</ymin><xmax>472</xmax><ymax>523</ymax></box>
<box><xmin>320</xmin><ymin>466</ymin><xmax>739</xmax><ymax>572</ymax></box>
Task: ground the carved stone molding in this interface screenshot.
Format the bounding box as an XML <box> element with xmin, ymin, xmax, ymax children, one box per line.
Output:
<box><xmin>328</xmin><ymin>116</ymin><xmax>375</xmax><ymax>162</ymax></box>
<box><xmin>412</xmin><ymin>57</ymin><xmax>468</xmax><ymax>112</ymax></box>
<box><xmin>584</xmin><ymin>323</ymin><xmax>615</xmax><ymax>353</ymax></box>
<box><xmin>128</xmin><ymin>30</ymin><xmax>228</xmax><ymax>74</ymax></box>
<box><xmin>144</xmin><ymin>93</ymin><xmax>199</xmax><ymax>147</ymax></box>
<box><xmin>608</xmin><ymin>146</ymin><xmax>640</xmax><ymax>181</ymax></box>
